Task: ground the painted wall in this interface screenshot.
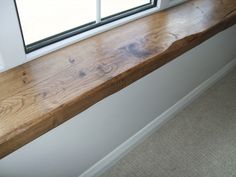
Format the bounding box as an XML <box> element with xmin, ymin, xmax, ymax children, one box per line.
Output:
<box><xmin>0</xmin><ymin>0</ymin><xmax>26</xmax><ymax>71</ymax></box>
<box><xmin>0</xmin><ymin>25</ymin><xmax>235</xmax><ymax>177</ymax></box>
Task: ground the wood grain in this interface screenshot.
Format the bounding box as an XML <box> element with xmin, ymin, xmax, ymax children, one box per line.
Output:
<box><xmin>0</xmin><ymin>0</ymin><xmax>236</xmax><ymax>159</ymax></box>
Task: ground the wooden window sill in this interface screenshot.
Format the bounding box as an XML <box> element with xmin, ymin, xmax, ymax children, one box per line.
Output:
<box><xmin>0</xmin><ymin>0</ymin><xmax>235</xmax><ymax>159</ymax></box>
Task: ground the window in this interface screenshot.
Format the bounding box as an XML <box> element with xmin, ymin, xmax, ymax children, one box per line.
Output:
<box><xmin>15</xmin><ymin>0</ymin><xmax>157</xmax><ymax>53</ymax></box>
<box><xmin>0</xmin><ymin>0</ymin><xmax>186</xmax><ymax>72</ymax></box>
<box><xmin>101</xmin><ymin>0</ymin><xmax>152</xmax><ymax>18</ymax></box>
<box><xmin>15</xmin><ymin>0</ymin><xmax>96</xmax><ymax>45</ymax></box>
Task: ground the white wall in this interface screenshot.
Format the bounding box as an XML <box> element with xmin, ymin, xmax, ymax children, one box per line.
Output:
<box><xmin>0</xmin><ymin>0</ymin><xmax>26</xmax><ymax>71</ymax></box>
<box><xmin>0</xmin><ymin>25</ymin><xmax>235</xmax><ymax>177</ymax></box>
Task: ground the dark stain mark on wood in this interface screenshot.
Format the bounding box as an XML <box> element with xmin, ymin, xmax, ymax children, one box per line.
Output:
<box><xmin>42</xmin><ymin>92</ymin><xmax>47</xmax><ymax>98</ymax></box>
<box><xmin>22</xmin><ymin>78</ymin><xmax>27</xmax><ymax>84</ymax></box>
<box><xmin>195</xmin><ymin>5</ymin><xmax>205</xmax><ymax>14</ymax></box>
<box><xmin>79</xmin><ymin>71</ymin><xmax>86</xmax><ymax>78</ymax></box>
<box><xmin>121</xmin><ymin>42</ymin><xmax>153</xmax><ymax>59</ymax></box>
<box><xmin>69</xmin><ymin>58</ymin><xmax>75</xmax><ymax>64</ymax></box>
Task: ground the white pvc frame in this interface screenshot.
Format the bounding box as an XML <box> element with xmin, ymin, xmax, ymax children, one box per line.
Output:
<box><xmin>0</xmin><ymin>0</ymin><xmax>186</xmax><ymax>72</ymax></box>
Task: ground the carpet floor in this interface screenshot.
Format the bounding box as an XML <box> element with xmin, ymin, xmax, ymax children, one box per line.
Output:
<box><xmin>101</xmin><ymin>67</ymin><xmax>236</xmax><ymax>177</ymax></box>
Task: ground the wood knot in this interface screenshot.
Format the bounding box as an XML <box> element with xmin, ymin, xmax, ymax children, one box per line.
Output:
<box><xmin>69</xmin><ymin>57</ymin><xmax>76</xmax><ymax>64</ymax></box>
<box><xmin>22</xmin><ymin>78</ymin><xmax>29</xmax><ymax>84</ymax></box>
<box><xmin>97</xmin><ymin>63</ymin><xmax>113</xmax><ymax>75</ymax></box>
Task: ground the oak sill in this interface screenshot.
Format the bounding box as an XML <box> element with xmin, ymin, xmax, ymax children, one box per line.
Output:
<box><xmin>0</xmin><ymin>0</ymin><xmax>236</xmax><ymax>159</ymax></box>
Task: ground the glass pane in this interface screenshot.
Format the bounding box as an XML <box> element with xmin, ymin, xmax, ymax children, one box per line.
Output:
<box><xmin>101</xmin><ymin>0</ymin><xmax>151</xmax><ymax>18</ymax></box>
<box><xmin>15</xmin><ymin>0</ymin><xmax>96</xmax><ymax>45</ymax></box>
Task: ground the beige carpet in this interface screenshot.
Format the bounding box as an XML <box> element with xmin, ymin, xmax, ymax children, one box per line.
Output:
<box><xmin>101</xmin><ymin>68</ymin><xmax>236</xmax><ymax>177</ymax></box>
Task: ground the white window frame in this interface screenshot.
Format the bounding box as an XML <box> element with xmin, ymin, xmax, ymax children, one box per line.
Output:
<box><xmin>0</xmin><ymin>0</ymin><xmax>187</xmax><ymax>72</ymax></box>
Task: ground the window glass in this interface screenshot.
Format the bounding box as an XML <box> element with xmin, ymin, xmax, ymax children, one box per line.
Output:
<box><xmin>15</xmin><ymin>0</ymin><xmax>96</xmax><ymax>45</ymax></box>
<box><xmin>15</xmin><ymin>0</ymin><xmax>156</xmax><ymax>52</ymax></box>
<box><xmin>101</xmin><ymin>0</ymin><xmax>151</xmax><ymax>18</ymax></box>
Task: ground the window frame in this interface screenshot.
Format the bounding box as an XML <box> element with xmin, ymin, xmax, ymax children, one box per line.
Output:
<box><xmin>15</xmin><ymin>0</ymin><xmax>157</xmax><ymax>53</ymax></box>
<box><xmin>0</xmin><ymin>0</ymin><xmax>187</xmax><ymax>72</ymax></box>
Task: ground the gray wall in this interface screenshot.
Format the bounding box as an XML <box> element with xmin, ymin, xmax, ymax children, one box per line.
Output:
<box><xmin>0</xmin><ymin>25</ymin><xmax>236</xmax><ymax>177</ymax></box>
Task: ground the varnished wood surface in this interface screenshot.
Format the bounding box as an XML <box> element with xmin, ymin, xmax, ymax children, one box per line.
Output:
<box><xmin>0</xmin><ymin>0</ymin><xmax>236</xmax><ymax>159</ymax></box>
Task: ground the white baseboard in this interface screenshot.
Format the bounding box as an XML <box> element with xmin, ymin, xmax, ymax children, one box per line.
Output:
<box><xmin>79</xmin><ymin>58</ymin><xmax>236</xmax><ymax>177</ymax></box>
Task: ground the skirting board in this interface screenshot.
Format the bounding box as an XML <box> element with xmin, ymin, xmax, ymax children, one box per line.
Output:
<box><xmin>79</xmin><ymin>58</ymin><xmax>236</xmax><ymax>177</ymax></box>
